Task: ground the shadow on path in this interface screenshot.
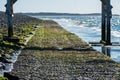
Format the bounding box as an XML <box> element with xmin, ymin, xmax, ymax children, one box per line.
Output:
<box><xmin>24</xmin><ymin>46</ymin><xmax>95</xmax><ymax>51</ymax></box>
<box><xmin>4</xmin><ymin>73</ymin><xmax>19</xmax><ymax>80</ymax></box>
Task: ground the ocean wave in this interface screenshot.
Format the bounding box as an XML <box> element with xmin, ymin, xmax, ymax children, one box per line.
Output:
<box><xmin>32</xmin><ymin>15</ymin><xmax>120</xmax><ymax>63</ymax></box>
<box><xmin>54</xmin><ymin>17</ymin><xmax>120</xmax><ymax>39</ymax></box>
<box><xmin>112</xmin><ymin>31</ymin><xmax>120</xmax><ymax>38</ymax></box>
<box><xmin>72</xmin><ymin>21</ymin><xmax>88</xmax><ymax>27</ymax></box>
<box><xmin>53</xmin><ymin>18</ymin><xmax>87</xmax><ymax>28</ymax></box>
<box><xmin>91</xmin><ymin>27</ymin><xmax>101</xmax><ymax>32</ymax></box>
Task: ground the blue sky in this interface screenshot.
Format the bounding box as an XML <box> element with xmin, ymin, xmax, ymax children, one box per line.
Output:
<box><xmin>0</xmin><ymin>0</ymin><xmax>120</xmax><ymax>14</ymax></box>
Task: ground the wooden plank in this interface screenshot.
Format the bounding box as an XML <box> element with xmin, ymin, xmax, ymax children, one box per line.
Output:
<box><xmin>89</xmin><ymin>42</ymin><xmax>120</xmax><ymax>46</ymax></box>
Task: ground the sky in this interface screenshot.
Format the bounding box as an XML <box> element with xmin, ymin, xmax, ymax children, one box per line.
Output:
<box><xmin>0</xmin><ymin>0</ymin><xmax>120</xmax><ymax>14</ymax></box>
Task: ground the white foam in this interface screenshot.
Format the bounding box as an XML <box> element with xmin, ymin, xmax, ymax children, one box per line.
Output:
<box><xmin>112</xmin><ymin>31</ymin><xmax>120</xmax><ymax>38</ymax></box>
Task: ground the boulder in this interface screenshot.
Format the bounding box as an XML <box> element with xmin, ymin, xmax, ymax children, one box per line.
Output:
<box><xmin>0</xmin><ymin>57</ymin><xmax>13</xmax><ymax>63</ymax></box>
<box><xmin>1</xmin><ymin>54</ymin><xmax>11</xmax><ymax>59</ymax></box>
<box><xmin>0</xmin><ymin>62</ymin><xmax>5</xmax><ymax>69</ymax></box>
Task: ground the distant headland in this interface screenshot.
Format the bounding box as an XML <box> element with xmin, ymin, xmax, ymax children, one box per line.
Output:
<box><xmin>20</xmin><ymin>12</ymin><xmax>120</xmax><ymax>16</ymax></box>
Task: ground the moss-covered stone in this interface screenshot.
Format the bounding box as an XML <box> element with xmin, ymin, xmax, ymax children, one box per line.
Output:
<box><xmin>0</xmin><ymin>76</ymin><xmax>8</xmax><ymax>80</ymax></box>
<box><xmin>1</xmin><ymin>54</ymin><xmax>11</xmax><ymax>59</ymax></box>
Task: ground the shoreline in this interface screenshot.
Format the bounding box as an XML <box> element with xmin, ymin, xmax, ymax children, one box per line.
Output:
<box><xmin>6</xmin><ymin>19</ymin><xmax>120</xmax><ymax>79</ymax></box>
<box><xmin>52</xmin><ymin>18</ymin><xmax>120</xmax><ymax>63</ymax></box>
<box><xmin>0</xmin><ymin>12</ymin><xmax>42</xmax><ymax>79</ymax></box>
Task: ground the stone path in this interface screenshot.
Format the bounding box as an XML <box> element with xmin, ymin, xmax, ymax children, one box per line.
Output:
<box><xmin>7</xmin><ymin>21</ymin><xmax>120</xmax><ymax>80</ymax></box>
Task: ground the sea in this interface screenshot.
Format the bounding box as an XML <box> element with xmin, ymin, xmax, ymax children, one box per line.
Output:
<box><xmin>30</xmin><ymin>14</ymin><xmax>120</xmax><ymax>63</ymax></box>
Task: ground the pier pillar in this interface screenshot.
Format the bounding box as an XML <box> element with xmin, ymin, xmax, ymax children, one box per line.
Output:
<box><xmin>101</xmin><ymin>2</ymin><xmax>106</xmax><ymax>42</ymax></box>
<box><xmin>3</xmin><ymin>0</ymin><xmax>19</xmax><ymax>43</ymax></box>
<box><xmin>102</xmin><ymin>46</ymin><xmax>111</xmax><ymax>57</ymax></box>
<box><xmin>6</xmin><ymin>0</ymin><xmax>13</xmax><ymax>37</ymax></box>
<box><xmin>106</xmin><ymin>0</ymin><xmax>112</xmax><ymax>45</ymax></box>
<box><xmin>5</xmin><ymin>0</ymin><xmax>17</xmax><ymax>37</ymax></box>
<box><xmin>100</xmin><ymin>0</ymin><xmax>112</xmax><ymax>45</ymax></box>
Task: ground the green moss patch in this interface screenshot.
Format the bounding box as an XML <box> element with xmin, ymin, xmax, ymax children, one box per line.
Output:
<box><xmin>0</xmin><ymin>76</ymin><xmax>8</xmax><ymax>80</ymax></box>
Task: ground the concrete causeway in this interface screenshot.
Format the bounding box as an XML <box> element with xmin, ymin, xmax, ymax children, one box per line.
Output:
<box><xmin>6</xmin><ymin>20</ymin><xmax>120</xmax><ymax>80</ymax></box>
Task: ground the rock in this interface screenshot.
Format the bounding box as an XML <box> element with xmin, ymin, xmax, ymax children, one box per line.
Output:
<box><xmin>0</xmin><ymin>62</ymin><xmax>5</xmax><ymax>69</ymax></box>
<box><xmin>57</xmin><ymin>47</ymin><xmax>63</xmax><ymax>51</ymax></box>
<box><xmin>34</xmin><ymin>26</ymin><xmax>37</xmax><ymax>28</ymax></box>
<box><xmin>4</xmin><ymin>73</ymin><xmax>19</xmax><ymax>80</ymax></box>
<box><xmin>0</xmin><ymin>57</ymin><xmax>3</xmax><ymax>62</ymax></box>
<box><xmin>3</xmin><ymin>36</ymin><xmax>20</xmax><ymax>43</ymax></box>
<box><xmin>1</xmin><ymin>54</ymin><xmax>11</xmax><ymax>59</ymax></box>
<box><xmin>0</xmin><ymin>57</ymin><xmax>13</xmax><ymax>63</ymax></box>
<box><xmin>0</xmin><ymin>49</ymin><xmax>4</xmax><ymax>54</ymax></box>
<box><xmin>29</xmin><ymin>32</ymin><xmax>33</xmax><ymax>35</ymax></box>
